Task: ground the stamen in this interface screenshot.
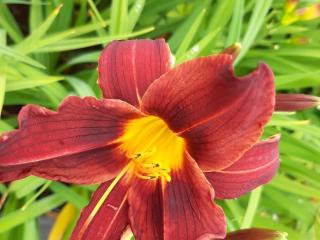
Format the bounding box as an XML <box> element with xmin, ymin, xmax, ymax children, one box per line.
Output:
<box><xmin>130</xmin><ymin>149</ymin><xmax>172</xmax><ymax>182</ymax></box>
<box><xmin>77</xmin><ymin>163</ymin><xmax>132</xmax><ymax>238</ymax></box>
<box><xmin>121</xmin><ymin>116</ymin><xmax>184</xmax><ymax>183</ymax></box>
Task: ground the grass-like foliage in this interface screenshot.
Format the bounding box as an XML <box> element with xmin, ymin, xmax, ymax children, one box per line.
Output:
<box><xmin>0</xmin><ymin>0</ymin><xmax>319</xmax><ymax>239</ymax></box>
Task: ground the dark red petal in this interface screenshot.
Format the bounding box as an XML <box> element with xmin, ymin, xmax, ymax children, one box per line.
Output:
<box><xmin>142</xmin><ymin>54</ymin><xmax>275</xmax><ymax>135</ymax></box>
<box><xmin>275</xmin><ymin>93</ymin><xmax>320</xmax><ymax>111</ymax></box>
<box><xmin>128</xmin><ymin>178</ymin><xmax>163</xmax><ymax>240</ymax></box>
<box><xmin>70</xmin><ymin>177</ymin><xmax>130</xmax><ymax>240</ymax></box>
<box><xmin>0</xmin><ymin>132</ymin><xmax>127</xmax><ymax>184</ymax></box>
<box><xmin>163</xmin><ymin>152</ymin><xmax>226</xmax><ymax>239</ymax></box>
<box><xmin>225</xmin><ymin>228</ymin><xmax>288</xmax><ymax>240</ymax></box>
<box><xmin>0</xmin><ymin>165</ymin><xmax>30</xmax><ymax>182</ymax></box>
<box><xmin>0</xmin><ymin>96</ymin><xmax>142</xmax><ymax>184</ymax></box>
<box><xmin>0</xmin><ymin>96</ymin><xmax>141</xmax><ymax>166</ymax></box>
<box><xmin>178</xmin><ymin>63</ymin><xmax>274</xmax><ymax>171</ymax></box>
<box><xmin>127</xmin><ymin>153</ymin><xmax>226</xmax><ymax>239</ymax></box>
<box><xmin>0</xmin><ymin>131</ymin><xmax>30</xmax><ymax>182</ymax></box>
<box><xmin>98</xmin><ymin>39</ymin><xmax>171</xmax><ymax>107</ymax></box>
<box><xmin>0</xmin><ymin>145</ymin><xmax>127</xmax><ymax>184</ymax></box>
<box><xmin>30</xmin><ymin>145</ymin><xmax>127</xmax><ymax>184</ymax></box>
<box><xmin>205</xmin><ymin>136</ymin><xmax>280</xmax><ymax>199</ymax></box>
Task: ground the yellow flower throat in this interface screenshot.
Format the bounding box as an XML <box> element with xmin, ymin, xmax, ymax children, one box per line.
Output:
<box><xmin>77</xmin><ymin>116</ymin><xmax>185</xmax><ymax>232</ymax></box>
<box><xmin>120</xmin><ymin>116</ymin><xmax>185</xmax><ymax>182</ymax></box>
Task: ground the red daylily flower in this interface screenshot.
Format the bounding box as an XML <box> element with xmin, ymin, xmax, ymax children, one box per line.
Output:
<box><xmin>0</xmin><ymin>39</ymin><xmax>279</xmax><ymax>239</ymax></box>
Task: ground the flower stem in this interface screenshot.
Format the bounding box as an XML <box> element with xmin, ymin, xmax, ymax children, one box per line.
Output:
<box><xmin>241</xmin><ymin>186</ymin><xmax>263</xmax><ymax>229</ymax></box>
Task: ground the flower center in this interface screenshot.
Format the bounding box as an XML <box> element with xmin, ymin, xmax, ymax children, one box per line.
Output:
<box><xmin>120</xmin><ymin>116</ymin><xmax>185</xmax><ymax>182</ymax></box>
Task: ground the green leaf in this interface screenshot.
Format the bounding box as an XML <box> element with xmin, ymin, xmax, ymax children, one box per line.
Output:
<box><xmin>0</xmin><ymin>2</ymin><xmax>23</xmax><ymax>43</ymax></box>
<box><xmin>176</xmin><ymin>27</ymin><xmax>220</xmax><ymax>63</ymax></box>
<box><xmin>274</xmin><ymin>46</ymin><xmax>320</xmax><ymax>59</ymax></box>
<box><xmin>6</xmin><ymin>75</ymin><xmax>64</xmax><ymax>92</ymax></box>
<box><xmin>22</xmin><ymin>219</ymin><xmax>39</xmax><ymax>240</ymax></box>
<box><xmin>75</xmin><ymin>0</ymin><xmax>88</xmax><ymax>26</ymax></box>
<box><xmin>59</xmin><ymin>51</ymin><xmax>100</xmax><ymax>71</ymax></box>
<box><xmin>175</xmin><ymin>9</ymin><xmax>206</xmax><ymax>60</ymax></box>
<box><xmin>0</xmin><ymin>194</ymin><xmax>65</xmax><ymax>234</ymax></box>
<box><xmin>29</xmin><ymin>0</ymin><xmax>44</xmax><ymax>32</ymax></box>
<box><xmin>226</xmin><ymin>0</ymin><xmax>244</xmax><ymax>45</ymax></box>
<box><xmin>65</xmin><ymin>76</ymin><xmax>96</xmax><ymax>97</ymax></box>
<box><xmin>142</xmin><ymin>0</ymin><xmax>185</xmax><ymax>17</ymax></box>
<box><xmin>0</xmin><ymin>45</ymin><xmax>45</xmax><ymax>69</ymax></box>
<box><xmin>168</xmin><ymin>0</ymin><xmax>210</xmax><ymax>51</ymax></box>
<box><xmin>15</xmin><ymin>4</ymin><xmax>63</xmax><ymax>53</ymax></box>
<box><xmin>34</xmin><ymin>27</ymin><xmax>154</xmax><ymax>52</ymax></box>
<box><xmin>127</xmin><ymin>0</ymin><xmax>145</xmax><ymax>32</ymax></box>
<box><xmin>9</xmin><ymin>176</ymin><xmax>47</xmax><ymax>199</ymax></box>
<box><xmin>48</xmin><ymin>0</ymin><xmax>74</xmax><ymax>33</ymax></box>
<box><xmin>265</xmin><ymin>187</ymin><xmax>315</xmax><ymax>224</ymax></box>
<box><xmin>270</xmin><ymin>174</ymin><xmax>320</xmax><ymax>199</ymax></box>
<box><xmin>207</xmin><ymin>0</ymin><xmax>235</xmax><ymax>33</ymax></box>
<box><xmin>0</xmin><ymin>186</ymin><xmax>6</xmax><ymax>199</ymax></box>
<box><xmin>224</xmin><ymin>199</ymin><xmax>244</xmax><ymax>228</ymax></box>
<box><xmin>49</xmin><ymin>182</ymin><xmax>88</xmax><ymax>209</ymax></box>
<box><xmin>110</xmin><ymin>0</ymin><xmax>128</xmax><ymax>35</ymax></box>
<box><xmin>235</xmin><ymin>0</ymin><xmax>273</xmax><ymax>64</ymax></box>
<box><xmin>0</xmin><ymin>63</ymin><xmax>6</xmax><ymax>116</ymax></box>
<box><xmin>0</xmin><ymin>119</ymin><xmax>13</xmax><ymax>133</ymax></box>
<box><xmin>88</xmin><ymin>0</ymin><xmax>106</xmax><ymax>28</ymax></box>
<box><xmin>275</xmin><ymin>71</ymin><xmax>320</xmax><ymax>90</ymax></box>
<box><xmin>25</xmin><ymin>22</ymin><xmax>108</xmax><ymax>54</ymax></box>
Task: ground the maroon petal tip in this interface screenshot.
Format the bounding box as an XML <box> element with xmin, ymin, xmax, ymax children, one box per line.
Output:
<box><xmin>98</xmin><ymin>39</ymin><xmax>172</xmax><ymax>107</ymax></box>
<box><xmin>206</xmin><ymin>136</ymin><xmax>280</xmax><ymax>199</ymax></box>
<box><xmin>221</xmin><ymin>43</ymin><xmax>242</xmax><ymax>60</ymax></box>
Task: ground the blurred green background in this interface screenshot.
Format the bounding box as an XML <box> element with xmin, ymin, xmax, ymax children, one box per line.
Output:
<box><xmin>0</xmin><ymin>0</ymin><xmax>319</xmax><ymax>239</ymax></box>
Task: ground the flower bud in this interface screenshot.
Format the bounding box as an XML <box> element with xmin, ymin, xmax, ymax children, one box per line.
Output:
<box><xmin>288</xmin><ymin>37</ymin><xmax>309</xmax><ymax>45</ymax></box>
<box><xmin>225</xmin><ymin>228</ymin><xmax>288</xmax><ymax>240</ymax></box>
<box><xmin>284</xmin><ymin>0</ymin><xmax>299</xmax><ymax>13</ymax></box>
<box><xmin>296</xmin><ymin>4</ymin><xmax>320</xmax><ymax>21</ymax></box>
<box><xmin>275</xmin><ymin>94</ymin><xmax>320</xmax><ymax>111</ymax></box>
